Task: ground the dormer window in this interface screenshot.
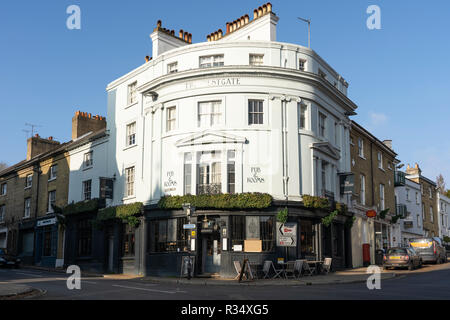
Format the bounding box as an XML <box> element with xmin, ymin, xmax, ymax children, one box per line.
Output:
<box><xmin>249</xmin><ymin>54</ymin><xmax>264</xmax><ymax>66</ymax></box>
<box><xmin>200</xmin><ymin>55</ymin><xmax>224</xmax><ymax>68</ymax></box>
<box><xmin>318</xmin><ymin>69</ymin><xmax>327</xmax><ymax>79</ymax></box>
<box><xmin>167</xmin><ymin>62</ymin><xmax>178</xmax><ymax>74</ymax></box>
<box><xmin>299</xmin><ymin>59</ymin><xmax>306</xmax><ymax>71</ymax></box>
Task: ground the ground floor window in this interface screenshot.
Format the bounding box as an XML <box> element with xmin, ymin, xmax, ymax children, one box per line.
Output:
<box><xmin>77</xmin><ymin>219</ymin><xmax>92</xmax><ymax>257</ymax></box>
<box><xmin>231</xmin><ymin>216</ymin><xmax>275</xmax><ymax>252</ymax></box>
<box><xmin>149</xmin><ymin>217</ymin><xmax>189</xmax><ymax>253</ymax></box>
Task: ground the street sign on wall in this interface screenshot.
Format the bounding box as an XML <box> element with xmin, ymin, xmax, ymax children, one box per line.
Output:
<box><xmin>276</xmin><ymin>222</ymin><xmax>297</xmax><ymax>247</ymax></box>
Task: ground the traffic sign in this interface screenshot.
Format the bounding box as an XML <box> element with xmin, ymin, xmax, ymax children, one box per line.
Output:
<box><xmin>183</xmin><ymin>224</ymin><xmax>196</xmax><ymax>230</ymax></box>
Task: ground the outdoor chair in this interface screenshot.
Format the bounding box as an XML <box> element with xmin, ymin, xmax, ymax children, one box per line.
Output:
<box><xmin>285</xmin><ymin>261</ymin><xmax>296</xmax><ymax>279</ymax></box>
<box><xmin>271</xmin><ymin>261</ymin><xmax>286</xmax><ymax>279</ymax></box>
<box><xmin>294</xmin><ymin>260</ymin><xmax>305</xmax><ymax>278</ymax></box>
<box><xmin>322</xmin><ymin>258</ymin><xmax>332</xmax><ymax>274</ymax></box>
<box><xmin>262</xmin><ymin>261</ymin><xmax>272</xmax><ymax>279</ymax></box>
<box><xmin>234</xmin><ymin>261</ymin><xmax>247</xmax><ymax>280</ymax></box>
<box><xmin>302</xmin><ymin>260</ymin><xmax>316</xmax><ymax>276</ymax></box>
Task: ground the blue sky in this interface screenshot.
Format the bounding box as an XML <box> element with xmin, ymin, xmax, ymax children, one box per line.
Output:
<box><xmin>1</xmin><ymin>0</ymin><xmax>449</xmax><ymax>185</ymax></box>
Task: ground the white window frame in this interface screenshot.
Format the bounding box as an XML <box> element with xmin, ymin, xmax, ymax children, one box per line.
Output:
<box><xmin>358</xmin><ymin>139</ymin><xmax>364</xmax><ymax>158</ymax></box>
<box><xmin>49</xmin><ymin>165</ymin><xmax>57</xmax><ymax>181</ymax></box>
<box><xmin>167</xmin><ymin>62</ymin><xmax>178</xmax><ymax>74</ymax></box>
<box><xmin>378</xmin><ymin>152</ymin><xmax>384</xmax><ymax>169</ymax></box>
<box><xmin>166</xmin><ymin>106</ymin><xmax>177</xmax><ymax>132</ymax></box>
<box><xmin>83</xmin><ymin>151</ymin><xmax>93</xmax><ymax>169</ymax></box>
<box><xmin>127</xmin><ymin>81</ymin><xmax>138</xmax><ymax>106</ymax></box>
<box><xmin>299</xmin><ymin>103</ymin><xmax>308</xmax><ymax>130</ymax></box>
<box><xmin>25</xmin><ymin>174</ymin><xmax>33</xmax><ymax>189</ymax></box>
<box><xmin>125</xmin><ymin>166</ymin><xmax>135</xmax><ymax>198</ymax></box>
<box><xmin>83</xmin><ymin>180</ymin><xmax>92</xmax><ymax>201</ymax></box>
<box><xmin>199</xmin><ymin>55</ymin><xmax>224</xmax><ymax>68</ymax></box>
<box><xmin>249</xmin><ymin>54</ymin><xmax>264</xmax><ymax>66</ymax></box>
<box><xmin>198</xmin><ymin>101</ymin><xmax>222</xmax><ymax>128</ymax></box>
<box><xmin>126</xmin><ymin>122</ymin><xmax>137</xmax><ymax>147</ymax></box>
<box><xmin>248</xmin><ymin>99</ymin><xmax>264</xmax><ymax>125</ymax></box>
<box><xmin>360</xmin><ymin>174</ymin><xmax>366</xmax><ymax>206</ymax></box>
<box><xmin>318</xmin><ymin>112</ymin><xmax>326</xmax><ymax>138</ymax></box>
<box><xmin>24</xmin><ymin>198</ymin><xmax>31</xmax><ymax>218</ymax></box>
<box><xmin>47</xmin><ymin>191</ymin><xmax>56</xmax><ymax>213</ymax></box>
<box><xmin>379</xmin><ymin>184</ymin><xmax>385</xmax><ymax>210</ymax></box>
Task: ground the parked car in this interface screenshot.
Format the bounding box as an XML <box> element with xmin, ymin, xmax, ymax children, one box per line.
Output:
<box><xmin>0</xmin><ymin>248</ymin><xmax>21</xmax><ymax>268</ymax></box>
<box><xmin>383</xmin><ymin>247</ymin><xmax>422</xmax><ymax>270</ymax></box>
<box><xmin>409</xmin><ymin>237</ymin><xmax>447</xmax><ymax>264</ymax></box>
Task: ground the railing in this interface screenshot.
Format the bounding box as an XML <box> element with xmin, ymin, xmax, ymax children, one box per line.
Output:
<box><xmin>394</xmin><ymin>171</ymin><xmax>406</xmax><ymax>186</ymax></box>
<box><xmin>396</xmin><ymin>204</ymin><xmax>408</xmax><ymax>218</ymax></box>
<box><xmin>197</xmin><ymin>184</ymin><xmax>222</xmax><ymax>195</ymax></box>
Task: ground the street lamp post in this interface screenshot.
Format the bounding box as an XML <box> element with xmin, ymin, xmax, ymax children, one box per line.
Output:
<box><xmin>297</xmin><ymin>17</ymin><xmax>311</xmax><ymax>48</ymax></box>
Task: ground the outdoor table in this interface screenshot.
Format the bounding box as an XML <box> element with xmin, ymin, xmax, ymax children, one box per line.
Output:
<box><xmin>307</xmin><ymin>261</ymin><xmax>324</xmax><ymax>274</ymax></box>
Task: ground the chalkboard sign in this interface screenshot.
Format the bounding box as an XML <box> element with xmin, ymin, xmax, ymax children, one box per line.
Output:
<box><xmin>180</xmin><ymin>256</ymin><xmax>195</xmax><ymax>279</ymax></box>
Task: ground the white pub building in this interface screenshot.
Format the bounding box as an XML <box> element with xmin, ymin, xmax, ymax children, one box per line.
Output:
<box><xmin>100</xmin><ymin>3</ymin><xmax>358</xmax><ymax>276</ymax></box>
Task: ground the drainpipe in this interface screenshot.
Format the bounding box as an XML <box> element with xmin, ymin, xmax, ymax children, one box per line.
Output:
<box><xmin>32</xmin><ymin>163</ymin><xmax>41</xmax><ymax>264</ymax></box>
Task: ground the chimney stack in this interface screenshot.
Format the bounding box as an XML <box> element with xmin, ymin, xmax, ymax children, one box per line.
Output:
<box><xmin>27</xmin><ymin>135</ymin><xmax>60</xmax><ymax>161</ymax></box>
<box><xmin>72</xmin><ymin>110</ymin><xmax>106</xmax><ymax>140</ymax></box>
<box><xmin>382</xmin><ymin>140</ymin><xmax>393</xmax><ymax>150</ymax></box>
<box><xmin>406</xmin><ymin>162</ymin><xmax>422</xmax><ymax>176</ymax></box>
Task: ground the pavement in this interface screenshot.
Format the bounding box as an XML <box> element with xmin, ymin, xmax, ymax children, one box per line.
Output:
<box><xmin>2</xmin><ymin>261</ymin><xmax>448</xmax><ymax>299</ymax></box>
<box><xmin>141</xmin><ymin>268</ymin><xmax>397</xmax><ymax>286</ymax></box>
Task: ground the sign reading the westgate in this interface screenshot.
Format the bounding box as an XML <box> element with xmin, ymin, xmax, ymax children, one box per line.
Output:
<box><xmin>185</xmin><ymin>78</ymin><xmax>241</xmax><ymax>90</ymax></box>
<box><xmin>208</xmin><ymin>78</ymin><xmax>241</xmax><ymax>87</ymax></box>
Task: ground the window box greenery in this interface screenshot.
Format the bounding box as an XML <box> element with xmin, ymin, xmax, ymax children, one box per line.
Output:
<box><xmin>301</xmin><ymin>195</ymin><xmax>330</xmax><ymax>210</ymax></box>
<box><xmin>379</xmin><ymin>209</ymin><xmax>390</xmax><ymax>220</ymax></box>
<box><xmin>62</xmin><ymin>199</ymin><xmax>101</xmax><ymax>216</ymax></box>
<box><xmin>95</xmin><ymin>202</ymin><xmax>144</xmax><ymax>228</ymax></box>
<box><xmin>158</xmin><ymin>193</ymin><xmax>273</xmax><ymax>210</ymax></box>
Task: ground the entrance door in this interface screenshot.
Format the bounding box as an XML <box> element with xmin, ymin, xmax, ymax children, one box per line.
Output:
<box><xmin>201</xmin><ymin>233</ymin><xmax>221</xmax><ymax>274</ymax></box>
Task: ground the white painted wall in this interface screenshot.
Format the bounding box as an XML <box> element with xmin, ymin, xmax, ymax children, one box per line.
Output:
<box><xmin>68</xmin><ymin>134</ymin><xmax>111</xmax><ymax>205</ymax></box>
<box><xmin>395</xmin><ymin>177</ymin><xmax>424</xmax><ymax>244</ymax></box>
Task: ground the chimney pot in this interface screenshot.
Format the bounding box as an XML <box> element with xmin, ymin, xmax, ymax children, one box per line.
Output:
<box><xmin>184</xmin><ymin>32</ymin><xmax>189</xmax><ymax>42</ymax></box>
<box><xmin>245</xmin><ymin>15</ymin><xmax>249</xmax><ymax>24</ymax></box>
<box><xmin>263</xmin><ymin>4</ymin><xmax>267</xmax><ymax>14</ymax></box>
<box><xmin>226</xmin><ymin>22</ymin><xmax>230</xmax><ymax>34</ymax></box>
<box><xmin>253</xmin><ymin>9</ymin><xmax>258</xmax><ymax>19</ymax></box>
<box><xmin>188</xmin><ymin>33</ymin><xmax>192</xmax><ymax>43</ymax></box>
<box><xmin>258</xmin><ymin>7</ymin><xmax>263</xmax><ymax>17</ymax></box>
<box><xmin>157</xmin><ymin>20</ymin><xmax>162</xmax><ymax>29</ymax></box>
<box><xmin>145</xmin><ymin>56</ymin><xmax>150</xmax><ymax>63</ymax></box>
<box><xmin>218</xmin><ymin>29</ymin><xmax>223</xmax><ymax>38</ymax></box>
<box><xmin>267</xmin><ymin>2</ymin><xmax>272</xmax><ymax>12</ymax></box>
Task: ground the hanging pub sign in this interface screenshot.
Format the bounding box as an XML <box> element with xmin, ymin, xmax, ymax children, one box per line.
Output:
<box><xmin>339</xmin><ymin>173</ymin><xmax>355</xmax><ymax>195</ymax></box>
<box><xmin>366</xmin><ymin>210</ymin><xmax>377</xmax><ymax>218</ymax></box>
<box><xmin>100</xmin><ymin>178</ymin><xmax>114</xmax><ymax>199</ymax></box>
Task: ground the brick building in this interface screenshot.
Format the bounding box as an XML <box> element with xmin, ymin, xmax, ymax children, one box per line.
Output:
<box><xmin>0</xmin><ymin>111</ymin><xmax>105</xmax><ymax>267</ymax></box>
<box><xmin>349</xmin><ymin>121</ymin><xmax>400</xmax><ymax>267</ymax></box>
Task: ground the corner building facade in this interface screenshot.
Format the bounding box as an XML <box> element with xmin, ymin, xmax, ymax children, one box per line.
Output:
<box><xmin>105</xmin><ymin>5</ymin><xmax>357</xmax><ymax>276</ymax></box>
